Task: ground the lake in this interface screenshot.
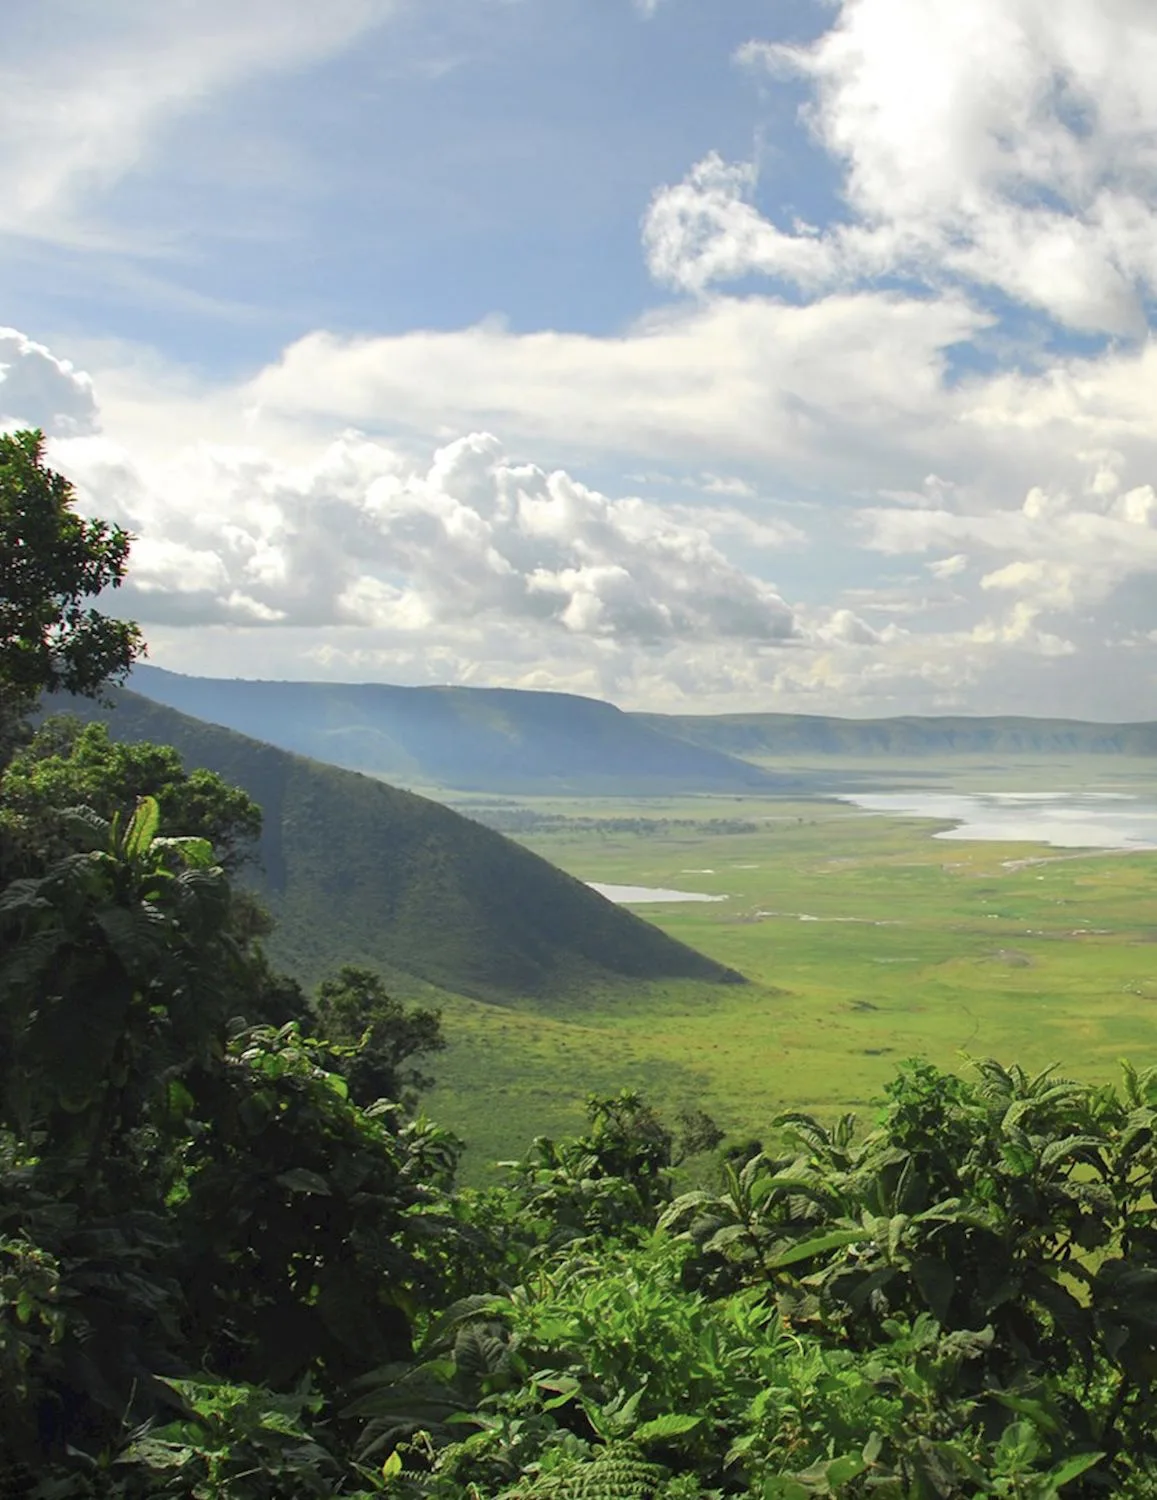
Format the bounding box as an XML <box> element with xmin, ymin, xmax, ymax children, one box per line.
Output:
<box><xmin>839</xmin><ymin>791</ymin><xmax>1157</xmax><ymax>850</ymax></box>
<box><xmin>588</xmin><ymin>882</ymin><xmax>728</xmax><ymax>904</ymax></box>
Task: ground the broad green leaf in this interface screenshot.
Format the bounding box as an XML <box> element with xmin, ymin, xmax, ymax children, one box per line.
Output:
<box><xmin>764</xmin><ymin>1227</ymin><xmax>867</xmax><ymax>1270</ymax></box>
<box><xmin>658</xmin><ymin>1190</ymin><xmax>713</xmax><ymax>1229</ymax></box>
<box><xmin>634</xmin><ymin>1413</ymin><xmax>703</xmax><ymax>1442</ymax></box>
<box><xmin>989</xmin><ymin>1391</ymin><xmax>1061</xmax><ymax>1436</ymax></box>
<box><xmin>124</xmin><ymin>795</ymin><xmax>160</xmax><ymax>859</ymax></box>
<box><xmin>761</xmin><ymin>1481</ymin><xmax>811</xmax><ymax>1500</ymax></box>
<box><xmin>57</xmin><ymin>805</ymin><xmax>111</xmax><ymax>851</ymax></box>
<box><xmin>825</xmin><ymin>1452</ymin><xmax>868</xmax><ymax>1486</ymax></box>
<box><xmin>154</xmin><ymin>835</ymin><xmax>216</xmax><ymax>869</ymax></box>
<box><xmin>886</xmin><ymin>1213</ymin><xmax>910</xmax><ymax>1259</ymax></box>
<box><xmin>1040</xmin><ymin>1135</ymin><xmax>1106</xmax><ymax>1170</ymax></box>
<box><xmin>707</xmin><ymin>1224</ymin><xmax>758</xmax><ymax>1251</ymax></box>
<box><xmin>1047</xmin><ymin>1451</ymin><xmax>1104</xmax><ymax>1488</ymax></box>
<box><xmin>1001</xmin><ymin>1139</ymin><xmax>1036</xmax><ymax>1176</ymax></box>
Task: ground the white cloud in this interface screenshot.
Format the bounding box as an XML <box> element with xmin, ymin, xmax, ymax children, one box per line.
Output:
<box><xmin>648</xmin><ymin>0</ymin><xmax>1157</xmax><ymax>333</ymax></box>
<box><xmin>860</xmin><ymin>485</ymin><xmax>1157</xmax><ymax>599</ymax></box>
<box><xmin>221</xmin><ymin>312</ymin><xmax>1157</xmax><ymax>544</ymax></box>
<box><xmin>9</xmin><ymin>0</ymin><xmax>1157</xmax><ymax>720</ymax></box>
<box><xmin>242</xmin><ymin>294</ymin><xmax>989</xmax><ymax>480</ymax></box>
<box><xmin>0</xmin><ymin>328</ymin><xmax>99</xmax><ymax>434</ymax></box>
<box><xmin>15</xmin><ymin>261</ymin><xmax>1157</xmax><ymax>716</ymax></box>
<box><xmin>53</xmin><ymin>426</ymin><xmax>799</xmax><ymax>651</ymax></box>
<box><xmin>698</xmin><ymin>474</ymin><xmax>758</xmax><ymax>499</ymax></box>
<box><xmin>928</xmin><ymin>553</ymin><xmax>968</xmax><ymax>579</ymax></box>
<box><xmin>815</xmin><ymin>608</ymin><xmax>891</xmax><ymax>646</ymax></box>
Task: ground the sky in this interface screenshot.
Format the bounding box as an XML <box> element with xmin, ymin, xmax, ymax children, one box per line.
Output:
<box><xmin>5</xmin><ymin>0</ymin><xmax>1157</xmax><ymax>718</ymax></box>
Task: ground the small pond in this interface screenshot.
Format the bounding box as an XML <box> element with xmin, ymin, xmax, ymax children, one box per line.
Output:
<box><xmin>588</xmin><ymin>882</ymin><xmax>728</xmax><ymax>904</ymax></box>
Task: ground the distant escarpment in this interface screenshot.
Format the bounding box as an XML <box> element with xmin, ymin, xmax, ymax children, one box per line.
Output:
<box><xmin>129</xmin><ymin>666</ymin><xmax>784</xmax><ymax>794</ymax></box>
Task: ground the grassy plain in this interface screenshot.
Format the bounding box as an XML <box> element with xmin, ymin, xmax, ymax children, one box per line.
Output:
<box><xmin>428</xmin><ymin>765</ymin><xmax>1157</xmax><ymax>1175</ymax></box>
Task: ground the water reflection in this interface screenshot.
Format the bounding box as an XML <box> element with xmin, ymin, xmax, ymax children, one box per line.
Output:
<box><xmin>839</xmin><ymin>791</ymin><xmax>1157</xmax><ymax>850</ymax></box>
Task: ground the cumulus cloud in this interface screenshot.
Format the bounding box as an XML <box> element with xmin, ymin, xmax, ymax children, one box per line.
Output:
<box><xmin>859</xmin><ymin>477</ymin><xmax>1157</xmax><ymax>604</ymax></box>
<box><xmin>0</xmin><ymin>328</ymin><xmax>99</xmax><ymax>434</ymax></box>
<box><xmin>23</xmin><ymin>274</ymin><xmax>1157</xmax><ymax>716</ymax></box>
<box><xmin>55</xmin><ymin>427</ymin><xmax>798</xmax><ymax>651</ymax></box>
<box><xmin>848</xmin><ymin>453</ymin><xmax>1157</xmax><ymax>682</ymax></box>
<box><xmin>647</xmin><ymin>0</ymin><xmax>1157</xmax><ymax>334</ymax></box>
<box><xmin>7</xmin><ymin>0</ymin><xmax>1157</xmax><ymax>720</ymax></box>
<box><xmin>815</xmin><ymin>608</ymin><xmax>894</xmax><ymax>647</ymax></box>
<box><xmin>232</xmin><ymin>294</ymin><xmax>1157</xmax><ymax>562</ymax></box>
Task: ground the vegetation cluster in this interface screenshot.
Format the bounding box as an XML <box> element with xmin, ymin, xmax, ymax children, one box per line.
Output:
<box><xmin>6</xmin><ymin>432</ymin><xmax>1157</xmax><ymax>1497</ymax></box>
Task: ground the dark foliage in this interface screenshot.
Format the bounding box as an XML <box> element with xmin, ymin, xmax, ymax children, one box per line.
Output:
<box><xmin>314</xmin><ymin>965</ymin><xmax>446</xmax><ymax>1109</ymax></box>
<box><xmin>0</xmin><ymin>430</ymin><xmax>141</xmax><ymax>729</ymax></box>
<box><xmin>1</xmin><ymin>717</ymin><xmax>262</xmax><ymax>874</ymax></box>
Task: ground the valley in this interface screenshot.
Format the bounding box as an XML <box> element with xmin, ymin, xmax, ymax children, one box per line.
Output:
<box><xmin>430</xmin><ymin>783</ymin><xmax>1157</xmax><ymax>1173</ymax></box>
<box><xmin>72</xmin><ymin>677</ymin><xmax>1157</xmax><ymax>1178</ymax></box>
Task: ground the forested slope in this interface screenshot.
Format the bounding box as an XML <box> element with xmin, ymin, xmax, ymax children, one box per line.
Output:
<box><xmin>60</xmin><ymin>688</ymin><xmax>743</xmax><ymax>999</ymax></box>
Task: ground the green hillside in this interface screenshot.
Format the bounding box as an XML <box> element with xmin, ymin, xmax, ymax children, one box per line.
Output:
<box><xmin>637</xmin><ymin>710</ymin><xmax>1157</xmax><ymax>760</ymax></box>
<box><xmin>58</xmin><ymin>688</ymin><xmax>742</xmax><ymax>1000</ymax></box>
<box><xmin>129</xmin><ymin>665</ymin><xmax>781</xmax><ymax>794</ymax></box>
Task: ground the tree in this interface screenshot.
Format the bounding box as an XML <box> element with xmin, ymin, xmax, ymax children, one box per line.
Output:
<box><xmin>1</xmin><ymin>718</ymin><xmax>262</xmax><ymax>873</ymax></box>
<box><xmin>0</xmin><ymin>800</ymin><xmax>459</xmax><ymax>1474</ymax></box>
<box><xmin>0</xmin><ymin>429</ymin><xmax>142</xmax><ymax>744</ymax></box>
<box><xmin>315</xmin><ymin>965</ymin><xmax>445</xmax><ymax>1109</ymax></box>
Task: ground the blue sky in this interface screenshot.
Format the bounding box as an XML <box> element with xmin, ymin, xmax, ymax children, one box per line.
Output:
<box><xmin>5</xmin><ymin>0</ymin><xmax>1157</xmax><ymax>717</ymax></box>
<box><xmin>7</xmin><ymin>0</ymin><xmax>822</xmax><ymax>361</ymax></box>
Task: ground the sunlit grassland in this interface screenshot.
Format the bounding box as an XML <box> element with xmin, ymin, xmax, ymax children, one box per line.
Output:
<box><xmin>427</xmin><ymin>775</ymin><xmax>1157</xmax><ymax>1176</ymax></box>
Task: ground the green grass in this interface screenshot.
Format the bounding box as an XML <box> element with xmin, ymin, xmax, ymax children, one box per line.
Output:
<box><xmin>429</xmin><ymin>786</ymin><xmax>1157</xmax><ymax>1175</ymax></box>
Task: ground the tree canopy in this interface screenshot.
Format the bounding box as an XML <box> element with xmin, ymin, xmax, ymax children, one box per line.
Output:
<box><xmin>0</xmin><ymin>428</ymin><xmax>141</xmax><ymax>735</ymax></box>
<box><xmin>1</xmin><ymin>717</ymin><xmax>262</xmax><ymax>874</ymax></box>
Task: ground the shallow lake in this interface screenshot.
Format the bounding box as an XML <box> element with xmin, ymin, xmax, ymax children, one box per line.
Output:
<box><xmin>588</xmin><ymin>882</ymin><xmax>728</xmax><ymax>904</ymax></box>
<box><xmin>839</xmin><ymin>791</ymin><xmax>1157</xmax><ymax>850</ymax></box>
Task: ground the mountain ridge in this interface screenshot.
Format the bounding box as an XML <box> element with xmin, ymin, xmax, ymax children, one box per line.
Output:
<box><xmin>638</xmin><ymin>711</ymin><xmax>1157</xmax><ymax>759</ymax></box>
<box><xmin>128</xmin><ymin>666</ymin><xmax>784</xmax><ymax>794</ymax></box>
<box><xmin>53</xmin><ymin>687</ymin><xmax>744</xmax><ymax>1001</ymax></box>
<box><xmin>128</xmin><ymin>667</ymin><xmax>1157</xmax><ymax>787</ymax></box>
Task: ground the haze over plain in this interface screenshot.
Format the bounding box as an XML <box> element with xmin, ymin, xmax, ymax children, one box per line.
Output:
<box><xmin>4</xmin><ymin>0</ymin><xmax>1157</xmax><ymax>718</ymax></box>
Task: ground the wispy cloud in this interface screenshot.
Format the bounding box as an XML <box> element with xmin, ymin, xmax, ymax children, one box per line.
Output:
<box><xmin>0</xmin><ymin>0</ymin><xmax>403</xmax><ymax>249</ymax></box>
